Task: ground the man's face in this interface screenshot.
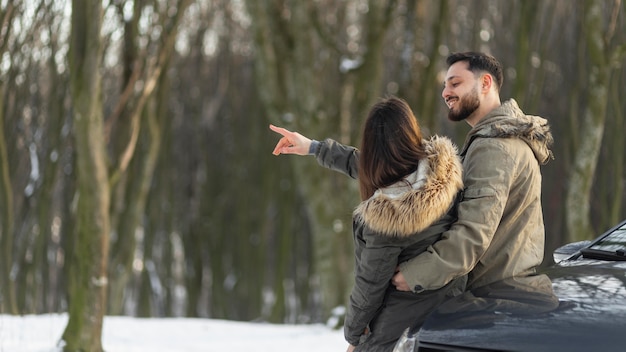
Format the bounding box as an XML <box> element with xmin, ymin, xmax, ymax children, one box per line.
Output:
<box><xmin>442</xmin><ymin>61</ymin><xmax>481</xmax><ymax>122</ymax></box>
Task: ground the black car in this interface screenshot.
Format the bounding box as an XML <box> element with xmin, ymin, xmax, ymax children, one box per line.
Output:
<box><xmin>399</xmin><ymin>219</ymin><xmax>626</xmax><ymax>352</ymax></box>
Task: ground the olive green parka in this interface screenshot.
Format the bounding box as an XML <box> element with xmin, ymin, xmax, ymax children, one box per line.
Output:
<box><xmin>398</xmin><ymin>99</ymin><xmax>554</xmax><ymax>292</ymax></box>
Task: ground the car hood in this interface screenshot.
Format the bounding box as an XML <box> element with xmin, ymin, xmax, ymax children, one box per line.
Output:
<box><xmin>417</xmin><ymin>261</ymin><xmax>626</xmax><ymax>352</ymax></box>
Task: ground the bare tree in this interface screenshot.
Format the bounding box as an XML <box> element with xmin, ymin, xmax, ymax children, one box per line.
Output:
<box><xmin>565</xmin><ymin>0</ymin><xmax>626</xmax><ymax>242</ymax></box>
<box><xmin>0</xmin><ymin>0</ymin><xmax>624</xmax><ymax>327</ymax></box>
<box><xmin>0</xmin><ymin>0</ymin><xmax>19</xmax><ymax>315</ymax></box>
<box><xmin>106</xmin><ymin>0</ymin><xmax>192</xmax><ymax>315</ymax></box>
<box><xmin>245</xmin><ymin>0</ymin><xmax>399</xmax><ymax>319</ymax></box>
<box><xmin>62</xmin><ymin>1</ymin><xmax>109</xmax><ymax>350</ymax></box>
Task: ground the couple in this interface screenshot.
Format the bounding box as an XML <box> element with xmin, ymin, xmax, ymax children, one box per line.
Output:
<box><xmin>271</xmin><ymin>52</ymin><xmax>554</xmax><ymax>351</ymax></box>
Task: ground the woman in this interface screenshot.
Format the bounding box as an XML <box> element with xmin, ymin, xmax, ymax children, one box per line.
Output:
<box><xmin>344</xmin><ymin>97</ymin><xmax>465</xmax><ymax>351</ymax></box>
<box><xmin>269</xmin><ymin>97</ymin><xmax>466</xmax><ymax>351</ymax></box>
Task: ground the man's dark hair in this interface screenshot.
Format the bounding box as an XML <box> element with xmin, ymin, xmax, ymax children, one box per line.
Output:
<box><xmin>446</xmin><ymin>52</ymin><xmax>504</xmax><ymax>91</ymax></box>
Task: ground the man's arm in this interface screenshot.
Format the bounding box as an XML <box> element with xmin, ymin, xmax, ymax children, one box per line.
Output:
<box><xmin>393</xmin><ymin>139</ymin><xmax>512</xmax><ymax>292</ymax></box>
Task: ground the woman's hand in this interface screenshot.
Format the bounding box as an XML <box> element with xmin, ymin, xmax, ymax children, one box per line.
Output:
<box><xmin>269</xmin><ymin>124</ymin><xmax>312</xmax><ymax>156</ymax></box>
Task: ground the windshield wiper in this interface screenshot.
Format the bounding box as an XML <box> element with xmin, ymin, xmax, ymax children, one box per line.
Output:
<box><xmin>580</xmin><ymin>248</ymin><xmax>626</xmax><ymax>261</ymax></box>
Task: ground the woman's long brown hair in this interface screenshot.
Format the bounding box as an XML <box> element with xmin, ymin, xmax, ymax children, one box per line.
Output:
<box><xmin>358</xmin><ymin>97</ymin><xmax>426</xmax><ymax>201</ymax></box>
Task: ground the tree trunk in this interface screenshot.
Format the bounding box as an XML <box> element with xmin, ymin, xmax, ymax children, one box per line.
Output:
<box><xmin>0</xmin><ymin>1</ymin><xmax>18</xmax><ymax>315</ymax></box>
<box><xmin>245</xmin><ymin>0</ymin><xmax>397</xmax><ymax>320</ymax></box>
<box><xmin>418</xmin><ymin>0</ymin><xmax>449</xmax><ymax>133</ymax></box>
<box><xmin>107</xmin><ymin>0</ymin><xmax>190</xmax><ymax>315</ymax></box>
<box><xmin>607</xmin><ymin>71</ymin><xmax>624</xmax><ymax>224</ymax></box>
<box><xmin>0</xmin><ymin>81</ymin><xmax>18</xmax><ymax>315</ymax></box>
<box><xmin>62</xmin><ymin>1</ymin><xmax>109</xmax><ymax>351</ymax></box>
<box><xmin>565</xmin><ymin>0</ymin><xmax>624</xmax><ymax>242</ymax></box>
<box><xmin>511</xmin><ymin>0</ymin><xmax>539</xmax><ymax>108</ymax></box>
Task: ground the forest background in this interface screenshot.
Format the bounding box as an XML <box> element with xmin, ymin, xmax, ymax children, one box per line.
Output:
<box><xmin>0</xmin><ymin>0</ymin><xmax>625</xmax><ymax>350</ymax></box>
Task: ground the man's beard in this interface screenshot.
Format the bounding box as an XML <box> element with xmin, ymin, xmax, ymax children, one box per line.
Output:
<box><xmin>448</xmin><ymin>87</ymin><xmax>480</xmax><ymax>122</ymax></box>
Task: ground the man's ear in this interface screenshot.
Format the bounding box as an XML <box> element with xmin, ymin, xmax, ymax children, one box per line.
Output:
<box><xmin>481</xmin><ymin>74</ymin><xmax>493</xmax><ymax>93</ymax></box>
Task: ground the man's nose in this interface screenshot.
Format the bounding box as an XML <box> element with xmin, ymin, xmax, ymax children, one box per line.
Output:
<box><xmin>441</xmin><ymin>86</ymin><xmax>450</xmax><ymax>100</ymax></box>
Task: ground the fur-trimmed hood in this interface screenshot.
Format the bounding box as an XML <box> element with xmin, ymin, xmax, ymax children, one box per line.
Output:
<box><xmin>353</xmin><ymin>136</ymin><xmax>463</xmax><ymax>238</ymax></box>
<box><xmin>462</xmin><ymin>99</ymin><xmax>554</xmax><ymax>165</ymax></box>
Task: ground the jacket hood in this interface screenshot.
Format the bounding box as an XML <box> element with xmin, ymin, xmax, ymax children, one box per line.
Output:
<box><xmin>353</xmin><ymin>136</ymin><xmax>463</xmax><ymax>237</ymax></box>
<box><xmin>461</xmin><ymin>99</ymin><xmax>554</xmax><ymax>165</ymax></box>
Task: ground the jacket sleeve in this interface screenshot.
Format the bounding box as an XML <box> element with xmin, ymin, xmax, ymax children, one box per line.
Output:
<box><xmin>344</xmin><ymin>224</ymin><xmax>403</xmax><ymax>346</ymax></box>
<box><xmin>315</xmin><ymin>139</ymin><xmax>359</xmax><ymax>179</ymax></box>
<box><xmin>398</xmin><ymin>139</ymin><xmax>514</xmax><ymax>292</ymax></box>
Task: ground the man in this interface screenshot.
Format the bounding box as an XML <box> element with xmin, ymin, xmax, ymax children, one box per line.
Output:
<box><xmin>391</xmin><ymin>52</ymin><xmax>553</xmax><ymax>293</ymax></box>
<box><xmin>271</xmin><ymin>51</ymin><xmax>553</xmax><ymax>303</ymax></box>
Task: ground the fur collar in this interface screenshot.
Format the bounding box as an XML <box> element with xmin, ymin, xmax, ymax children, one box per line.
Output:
<box><xmin>353</xmin><ymin>136</ymin><xmax>463</xmax><ymax>237</ymax></box>
<box><xmin>463</xmin><ymin>99</ymin><xmax>554</xmax><ymax>164</ymax></box>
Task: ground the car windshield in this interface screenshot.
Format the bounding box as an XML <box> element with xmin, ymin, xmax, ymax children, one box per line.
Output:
<box><xmin>580</xmin><ymin>222</ymin><xmax>626</xmax><ymax>261</ymax></box>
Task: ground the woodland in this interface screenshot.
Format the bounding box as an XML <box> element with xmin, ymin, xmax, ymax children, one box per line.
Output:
<box><xmin>0</xmin><ymin>0</ymin><xmax>625</xmax><ymax>350</ymax></box>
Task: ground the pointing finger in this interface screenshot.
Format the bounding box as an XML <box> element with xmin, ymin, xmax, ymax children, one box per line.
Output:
<box><xmin>269</xmin><ymin>124</ymin><xmax>294</xmax><ymax>138</ymax></box>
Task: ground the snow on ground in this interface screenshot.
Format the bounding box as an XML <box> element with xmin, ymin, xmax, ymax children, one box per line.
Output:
<box><xmin>0</xmin><ymin>314</ymin><xmax>346</xmax><ymax>352</ymax></box>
